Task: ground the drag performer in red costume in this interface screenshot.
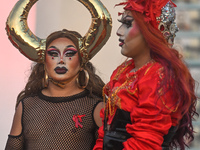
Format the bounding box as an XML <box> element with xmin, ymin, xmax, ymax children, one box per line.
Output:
<box><xmin>94</xmin><ymin>0</ymin><xmax>198</xmax><ymax>150</ymax></box>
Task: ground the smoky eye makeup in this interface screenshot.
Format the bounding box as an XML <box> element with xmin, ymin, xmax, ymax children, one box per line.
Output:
<box><xmin>119</xmin><ymin>19</ymin><xmax>134</xmax><ymax>28</ymax></box>
<box><xmin>118</xmin><ymin>16</ymin><xmax>134</xmax><ymax>28</ymax></box>
<box><xmin>47</xmin><ymin>48</ymin><xmax>59</xmax><ymax>57</ymax></box>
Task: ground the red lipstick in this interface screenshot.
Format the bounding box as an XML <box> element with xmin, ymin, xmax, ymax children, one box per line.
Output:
<box><xmin>119</xmin><ymin>39</ymin><xmax>124</xmax><ymax>47</ymax></box>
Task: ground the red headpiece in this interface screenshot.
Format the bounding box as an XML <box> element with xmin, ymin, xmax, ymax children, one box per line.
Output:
<box><xmin>116</xmin><ymin>0</ymin><xmax>176</xmax><ymax>28</ymax></box>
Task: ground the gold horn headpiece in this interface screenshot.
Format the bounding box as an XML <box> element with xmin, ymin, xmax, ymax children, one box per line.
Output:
<box><xmin>6</xmin><ymin>0</ymin><xmax>112</xmax><ymax>63</ymax></box>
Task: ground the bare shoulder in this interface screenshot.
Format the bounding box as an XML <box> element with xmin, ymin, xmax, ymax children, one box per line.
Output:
<box><xmin>9</xmin><ymin>102</ymin><xmax>23</xmax><ymax>136</ymax></box>
<box><xmin>93</xmin><ymin>102</ymin><xmax>104</xmax><ymax>127</ymax></box>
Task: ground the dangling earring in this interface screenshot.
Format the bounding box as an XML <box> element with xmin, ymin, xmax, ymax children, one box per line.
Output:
<box><xmin>76</xmin><ymin>69</ymin><xmax>89</xmax><ymax>89</ymax></box>
<box><xmin>42</xmin><ymin>69</ymin><xmax>49</xmax><ymax>88</ymax></box>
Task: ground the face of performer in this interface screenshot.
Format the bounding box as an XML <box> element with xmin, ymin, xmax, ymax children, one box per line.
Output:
<box><xmin>116</xmin><ymin>10</ymin><xmax>150</xmax><ymax>58</ymax></box>
<box><xmin>45</xmin><ymin>38</ymin><xmax>80</xmax><ymax>82</ymax></box>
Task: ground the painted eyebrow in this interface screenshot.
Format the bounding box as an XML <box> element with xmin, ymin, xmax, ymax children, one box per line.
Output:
<box><xmin>65</xmin><ymin>45</ymin><xmax>76</xmax><ymax>49</ymax></box>
<box><xmin>119</xmin><ymin>15</ymin><xmax>133</xmax><ymax>22</ymax></box>
<box><xmin>47</xmin><ymin>45</ymin><xmax>75</xmax><ymax>49</ymax></box>
<box><xmin>47</xmin><ymin>46</ymin><xmax>58</xmax><ymax>50</ymax></box>
<box><xmin>123</xmin><ymin>15</ymin><xmax>133</xmax><ymax>20</ymax></box>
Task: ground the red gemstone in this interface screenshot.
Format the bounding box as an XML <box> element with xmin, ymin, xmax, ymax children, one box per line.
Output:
<box><xmin>160</xmin><ymin>25</ymin><xmax>165</xmax><ymax>31</ymax></box>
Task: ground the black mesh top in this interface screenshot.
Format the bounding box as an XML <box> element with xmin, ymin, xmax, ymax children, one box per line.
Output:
<box><xmin>5</xmin><ymin>90</ymin><xmax>101</xmax><ymax>150</ymax></box>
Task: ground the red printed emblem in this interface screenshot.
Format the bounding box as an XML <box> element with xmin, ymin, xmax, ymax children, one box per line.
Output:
<box><xmin>72</xmin><ymin>114</ymin><xmax>86</xmax><ymax>128</ymax></box>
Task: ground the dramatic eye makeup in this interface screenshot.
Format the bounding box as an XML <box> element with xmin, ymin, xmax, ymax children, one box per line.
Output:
<box><xmin>64</xmin><ymin>45</ymin><xmax>78</xmax><ymax>57</ymax></box>
<box><xmin>64</xmin><ymin>48</ymin><xmax>77</xmax><ymax>57</ymax></box>
<box><xmin>64</xmin><ymin>49</ymin><xmax>77</xmax><ymax>57</ymax></box>
<box><xmin>118</xmin><ymin>15</ymin><xmax>134</xmax><ymax>28</ymax></box>
<box><xmin>47</xmin><ymin>48</ymin><xmax>59</xmax><ymax>57</ymax></box>
<box><xmin>46</xmin><ymin>45</ymin><xmax>78</xmax><ymax>58</ymax></box>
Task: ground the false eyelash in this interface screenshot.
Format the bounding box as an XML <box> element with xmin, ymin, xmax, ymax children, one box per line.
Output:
<box><xmin>118</xmin><ymin>19</ymin><xmax>133</xmax><ymax>28</ymax></box>
<box><xmin>47</xmin><ymin>51</ymin><xmax>59</xmax><ymax>57</ymax></box>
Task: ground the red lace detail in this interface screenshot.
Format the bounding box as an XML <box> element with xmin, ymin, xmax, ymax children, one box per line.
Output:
<box><xmin>72</xmin><ymin>114</ymin><xmax>86</xmax><ymax>128</ymax></box>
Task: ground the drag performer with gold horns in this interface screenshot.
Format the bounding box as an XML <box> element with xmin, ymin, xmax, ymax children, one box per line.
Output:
<box><xmin>5</xmin><ymin>0</ymin><xmax>112</xmax><ymax>149</ymax></box>
<box><xmin>94</xmin><ymin>0</ymin><xmax>198</xmax><ymax>150</ymax></box>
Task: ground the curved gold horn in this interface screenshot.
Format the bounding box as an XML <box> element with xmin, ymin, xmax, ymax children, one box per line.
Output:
<box><xmin>6</xmin><ymin>0</ymin><xmax>46</xmax><ymax>62</ymax></box>
<box><xmin>78</xmin><ymin>0</ymin><xmax>112</xmax><ymax>64</ymax></box>
<box><xmin>6</xmin><ymin>0</ymin><xmax>112</xmax><ymax>63</ymax></box>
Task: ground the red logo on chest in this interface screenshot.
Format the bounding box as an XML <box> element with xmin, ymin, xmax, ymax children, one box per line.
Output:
<box><xmin>72</xmin><ymin>114</ymin><xmax>86</xmax><ymax>128</ymax></box>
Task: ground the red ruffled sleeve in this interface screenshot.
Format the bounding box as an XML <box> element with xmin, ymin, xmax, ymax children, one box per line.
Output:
<box><xmin>94</xmin><ymin>61</ymin><xmax>181</xmax><ymax>150</ymax></box>
<box><xmin>123</xmin><ymin>67</ymin><xmax>179</xmax><ymax>150</ymax></box>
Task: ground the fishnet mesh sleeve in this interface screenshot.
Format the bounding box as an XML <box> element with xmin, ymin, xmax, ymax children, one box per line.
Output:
<box><xmin>5</xmin><ymin>134</ymin><xmax>24</xmax><ymax>150</ymax></box>
<box><xmin>5</xmin><ymin>90</ymin><xmax>102</xmax><ymax>149</ymax></box>
<box><xmin>94</xmin><ymin>127</ymin><xmax>99</xmax><ymax>140</ymax></box>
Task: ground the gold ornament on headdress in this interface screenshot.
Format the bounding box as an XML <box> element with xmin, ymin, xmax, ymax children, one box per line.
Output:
<box><xmin>6</xmin><ymin>0</ymin><xmax>112</xmax><ymax>63</ymax></box>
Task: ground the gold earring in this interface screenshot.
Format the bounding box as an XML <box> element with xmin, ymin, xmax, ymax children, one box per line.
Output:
<box><xmin>42</xmin><ymin>69</ymin><xmax>49</xmax><ymax>88</ymax></box>
<box><xmin>76</xmin><ymin>69</ymin><xmax>89</xmax><ymax>89</ymax></box>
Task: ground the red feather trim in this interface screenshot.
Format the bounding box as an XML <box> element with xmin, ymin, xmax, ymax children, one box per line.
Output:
<box><xmin>116</xmin><ymin>0</ymin><xmax>177</xmax><ymax>28</ymax></box>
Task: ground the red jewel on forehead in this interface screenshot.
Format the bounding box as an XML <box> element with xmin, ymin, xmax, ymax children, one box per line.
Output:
<box><xmin>69</xmin><ymin>57</ymin><xmax>72</xmax><ymax>60</ymax></box>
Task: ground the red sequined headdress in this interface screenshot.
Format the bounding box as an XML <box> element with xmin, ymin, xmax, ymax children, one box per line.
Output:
<box><xmin>117</xmin><ymin>0</ymin><xmax>178</xmax><ymax>44</ymax></box>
